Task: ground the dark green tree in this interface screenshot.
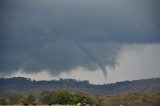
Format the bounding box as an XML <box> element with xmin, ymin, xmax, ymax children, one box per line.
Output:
<box><xmin>74</xmin><ymin>91</ymin><xmax>94</xmax><ymax>104</ymax></box>
<box><xmin>56</xmin><ymin>89</ymin><xmax>72</xmax><ymax>104</ymax></box>
<box><xmin>39</xmin><ymin>90</ymin><xmax>57</xmax><ymax>104</ymax></box>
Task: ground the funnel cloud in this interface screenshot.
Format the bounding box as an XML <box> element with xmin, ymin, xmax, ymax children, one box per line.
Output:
<box><xmin>0</xmin><ymin>0</ymin><xmax>160</xmax><ymax>76</ymax></box>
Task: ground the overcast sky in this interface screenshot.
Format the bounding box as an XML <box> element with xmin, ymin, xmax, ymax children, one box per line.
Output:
<box><xmin>0</xmin><ymin>0</ymin><xmax>160</xmax><ymax>84</ymax></box>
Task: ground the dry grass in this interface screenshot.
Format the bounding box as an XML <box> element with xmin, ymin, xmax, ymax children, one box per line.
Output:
<box><xmin>0</xmin><ymin>105</ymin><xmax>76</xmax><ymax>106</ymax></box>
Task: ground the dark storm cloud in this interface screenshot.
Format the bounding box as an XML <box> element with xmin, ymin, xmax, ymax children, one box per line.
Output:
<box><xmin>0</xmin><ymin>0</ymin><xmax>160</xmax><ymax>75</ymax></box>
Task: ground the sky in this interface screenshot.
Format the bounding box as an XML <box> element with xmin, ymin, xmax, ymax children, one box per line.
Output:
<box><xmin>0</xmin><ymin>0</ymin><xmax>160</xmax><ymax>84</ymax></box>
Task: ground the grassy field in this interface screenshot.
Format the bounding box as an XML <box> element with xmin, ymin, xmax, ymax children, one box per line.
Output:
<box><xmin>0</xmin><ymin>105</ymin><xmax>76</xmax><ymax>106</ymax></box>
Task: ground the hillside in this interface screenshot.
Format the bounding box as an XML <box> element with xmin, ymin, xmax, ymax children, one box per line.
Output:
<box><xmin>0</xmin><ymin>77</ymin><xmax>160</xmax><ymax>96</ymax></box>
<box><xmin>98</xmin><ymin>93</ymin><xmax>160</xmax><ymax>106</ymax></box>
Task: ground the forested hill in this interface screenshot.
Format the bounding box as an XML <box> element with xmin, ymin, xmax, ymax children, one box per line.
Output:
<box><xmin>0</xmin><ymin>77</ymin><xmax>160</xmax><ymax>96</ymax></box>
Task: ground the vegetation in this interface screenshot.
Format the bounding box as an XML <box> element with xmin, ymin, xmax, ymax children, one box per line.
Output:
<box><xmin>0</xmin><ymin>89</ymin><xmax>94</xmax><ymax>105</ymax></box>
<box><xmin>39</xmin><ymin>90</ymin><xmax>58</xmax><ymax>104</ymax></box>
<box><xmin>0</xmin><ymin>77</ymin><xmax>160</xmax><ymax>96</ymax></box>
<box><xmin>6</xmin><ymin>94</ymin><xmax>25</xmax><ymax>105</ymax></box>
<box><xmin>98</xmin><ymin>93</ymin><xmax>160</xmax><ymax>106</ymax></box>
<box><xmin>0</xmin><ymin>77</ymin><xmax>160</xmax><ymax>105</ymax></box>
<box><xmin>39</xmin><ymin>90</ymin><xmax>94</xmax><ymax>105</ymax></box>
<box><xmin>1</xmin><ymin>90</ymin><xmax>160</xmax><ymax>106</ymax></box>
<box><xmin>1</xmin><ymin>91</ymin><xmax>160</xmax><ymax>106</ymax></box>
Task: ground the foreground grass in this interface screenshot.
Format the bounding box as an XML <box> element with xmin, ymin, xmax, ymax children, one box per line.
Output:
<box><xmin>0</xmin><ymin>105</ymin><xmax>76</xmax><ymax>106</ymax></box>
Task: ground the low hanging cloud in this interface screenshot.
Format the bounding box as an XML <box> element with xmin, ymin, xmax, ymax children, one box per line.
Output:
<box><xmin>0</xmin><ymin>0</ymin><xmax>160</xmax><ymax>76</ymax></box>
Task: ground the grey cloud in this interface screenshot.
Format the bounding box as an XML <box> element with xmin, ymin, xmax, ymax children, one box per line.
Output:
<box><xmin>0</xmin><ymin>0</ymin><xmax>160</xmax><ymax>75</ymax></box>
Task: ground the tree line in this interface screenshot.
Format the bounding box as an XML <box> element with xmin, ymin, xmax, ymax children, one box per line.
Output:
<box><xmin>0</xmin><ymin>89</ymin><xmax>94</xmax><ymax>105</ymax></box>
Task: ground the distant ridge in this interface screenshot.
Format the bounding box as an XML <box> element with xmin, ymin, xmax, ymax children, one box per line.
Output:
<box><xmin>0</xmin><ymin>77</ymin><xmax>160</xmax><ymax>96</ymax></box>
